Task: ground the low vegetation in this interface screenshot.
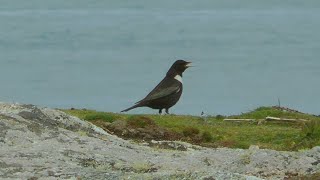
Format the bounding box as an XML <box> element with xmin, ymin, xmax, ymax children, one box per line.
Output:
<box><xmin>62</xmin><ymin>107</ymin><xmax>320</xmax><ymax>151</ymax></box>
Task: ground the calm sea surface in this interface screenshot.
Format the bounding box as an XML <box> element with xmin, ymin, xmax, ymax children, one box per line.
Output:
<box><xmin>1</xmin><ymin>1</ymin><xmax>320</xmax><ymax>115</ymax></box>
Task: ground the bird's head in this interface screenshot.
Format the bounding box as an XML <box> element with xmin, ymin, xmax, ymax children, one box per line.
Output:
<box><xmin>167</xmin><ymin>60</ymin><xmax>192</xmax><ymax>76</ymax></box>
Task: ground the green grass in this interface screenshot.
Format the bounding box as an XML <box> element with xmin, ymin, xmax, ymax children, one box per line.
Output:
<box><xmin>230</xmin><ymin>106</ymin><xmax>319</xmax><ymax>120</ymax></box>
<box><xmin>62</xmin><ymin>109</ymin><xmax>124</xmax><ymax>123</ymax></box>
<box><xmin>62</xmin><ymin>107</ymin><xmax>320</xmax><ymax>151</ymax></box>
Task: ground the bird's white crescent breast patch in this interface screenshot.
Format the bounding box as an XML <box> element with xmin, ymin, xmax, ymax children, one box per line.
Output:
<box><xmin>174</xmin><ymin>75</ymin><xmax>183</xmax><ymax>83</ymax></box>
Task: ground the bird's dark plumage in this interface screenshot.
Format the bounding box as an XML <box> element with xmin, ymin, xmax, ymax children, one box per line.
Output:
<box><xmin>121</xmin><ymin>60</ymin><xmax>192</xmax><ymax>114</ymax></box>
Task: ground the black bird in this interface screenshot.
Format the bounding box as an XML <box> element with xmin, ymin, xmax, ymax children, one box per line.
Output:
<box><xmin>121</xmin><ymin>60</ymin><xmax>192</xmax><ymax>114</ymax></box>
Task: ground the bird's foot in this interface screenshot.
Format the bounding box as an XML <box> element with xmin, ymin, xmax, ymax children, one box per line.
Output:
<box><xmin>158</xmin><ymin>109</ymin><xmax>170</xmax><ymax>115</ymax></box>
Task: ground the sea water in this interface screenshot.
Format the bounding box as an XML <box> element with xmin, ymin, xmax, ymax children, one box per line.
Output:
<box><xmin>0</xmin><ymin>0</ymin><xmax>320</xmax><ymax>115</ymax></box>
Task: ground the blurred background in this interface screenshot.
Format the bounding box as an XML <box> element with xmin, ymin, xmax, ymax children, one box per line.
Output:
<box><xmin>0</xmin><ymin>0</ymin><xmax>319</xmax><ymax>115</ymax></box>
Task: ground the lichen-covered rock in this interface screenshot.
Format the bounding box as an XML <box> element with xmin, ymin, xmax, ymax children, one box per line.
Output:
<box><xmin>0</xmin><ymin>102</ymin><xmax>319</xmax><ymax>179</ymax></box>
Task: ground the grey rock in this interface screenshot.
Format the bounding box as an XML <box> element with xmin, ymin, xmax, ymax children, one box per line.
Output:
<box><xmin>0</xmin><ymin>102</ymin><xmax>319</xmax><ymax>180</ymax></box>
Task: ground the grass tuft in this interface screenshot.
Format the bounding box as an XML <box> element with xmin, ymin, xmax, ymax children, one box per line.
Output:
<box><xmin>183</xmin><ymin>127</ymin><xmax>200</xmax><ymax>137</ymax></box>
<box><xmin>127</xmin><ymin>116</ymin><xmax>155</xmax><ymax>128</ymax></box>
<box><xmin>201</xmin><ymin>131</ymin><xmax>213</xmax><ymax>142</ymax></box>
<box><xmin>292</xmin><ymin>120</ymin><xmax>320</xmax><ymax>150</ymax></box>
<box><xmin>84</xmin><ymin>113</ymin><xmax>115</xmax><ymax>122</ymax></box>
<box><xmin>302</xmin><ymin>119</ymin><xmax>320</xmax><ymax>139</ymax></box>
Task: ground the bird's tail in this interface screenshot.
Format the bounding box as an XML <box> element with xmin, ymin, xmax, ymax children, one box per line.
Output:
<box><xmin>121</xmin><ymin>104</ymin><xmax>141</xmax><ymax>112</ymax></box>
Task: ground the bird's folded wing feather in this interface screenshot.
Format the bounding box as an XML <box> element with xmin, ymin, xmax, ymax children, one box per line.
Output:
<box><xmin>135</xmin><ymin>78</ymin><xmax>180</xmax><ymax>104</ymax></box>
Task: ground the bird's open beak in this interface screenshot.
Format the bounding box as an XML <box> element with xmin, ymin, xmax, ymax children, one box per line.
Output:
<box><xmin>185</xmin><ymin>62</ymin><xmax>193</xmax><ymax>68</ymax></box>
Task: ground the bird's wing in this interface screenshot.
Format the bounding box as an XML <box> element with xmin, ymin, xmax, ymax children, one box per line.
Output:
<box><xmin>136</xmin><ymin>78</ymin><xmax>181</xmax><ymax>104</ymax></box>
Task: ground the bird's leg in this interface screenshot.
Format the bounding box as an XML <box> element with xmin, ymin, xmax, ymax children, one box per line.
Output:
<box><xmin>159</xmin><ymin>109</ymin><xmax>162</xmax><ymax>115</ymax></box>
<box><xmin>165</xmin><ymin>108</ymin><xmax>169</xmax><ymax>114</ymax></box>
